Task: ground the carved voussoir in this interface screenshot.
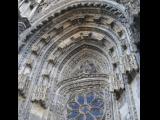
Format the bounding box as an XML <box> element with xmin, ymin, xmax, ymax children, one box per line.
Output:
<box><xmin>126</xmin><ymin>53</ymin><xmax>138</xmax><ymax>71</ymax></box>
<box><xmin>42</xmin><ymin>71</ymin><xmax>50</xmax><ymax>79</ymax></box>
<box><xmin>41</xmin><ymin>34</ymin><xmax>50</xmax><ymax>43</ymax></box>
<box><xmin>18</xmin><ymin>74</ymin><xmax>30</xmax><ymax>98</ymax></box>
<box><xmin>48</xmin><ymin>56</ymin><xmax>57</xmax><ymax>65</ymax></box>
<box><xmin>26</xmin><ymin>58</ymin><xmax>33</xmax><ymax>68</ymax></box>
<box><xmin>31</xmin><ymin>85</ymin><xmax>48</xmax><ymax>108</ymax></box>
<box><xmin>31</xmin><ymin>45</ymin><xmax>40</xmax><ymax>55</ymax></box>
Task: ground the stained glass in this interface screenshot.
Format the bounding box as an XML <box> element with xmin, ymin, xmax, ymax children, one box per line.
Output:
<box><xmin>77</xmin><ymin>114</ymin><xmax>85</xmax><ymax>120</ymax></box>
<box><xmin>67</xmin><ymin>92</ymin><xmax>104</xmax><ymax>120</ymax></box>
<box><xmin>86</xmin><ymin>92</ymin><xmax>95</xmax><ymax>104</ymax></box>
<box><xmin>68</xmin><ymin>102</ymin><xmax>80</xmax><ymax>110</ymax></box>
<box><xmin>91</xmin><ymin>98</ymin><xmax>103</xmax><ymax>108</ymax></box>
<box><xmin>77</xmin><ymin>95</ymin><xmax>84</xmax><ymax>104</ymax></box>
<box><xmin>86</xmin><ymin>113</ymin><xmax>94</xmax><ymax>120</ymax></box>
<box><xmin>68</xmin><ymin>110</ymin><xmax>79</xmax><ymax>119</ymax></box>
<box><xmin>90</xmin><ymin>108</ymin><xmax>103</xmax><ymax>116</ymax></box>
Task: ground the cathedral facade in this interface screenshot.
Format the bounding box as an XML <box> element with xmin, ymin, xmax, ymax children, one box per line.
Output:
<box><xmin>18</xmin><ymin>0</ymin><xmax>140</xmax><ymax>120</ymax></box>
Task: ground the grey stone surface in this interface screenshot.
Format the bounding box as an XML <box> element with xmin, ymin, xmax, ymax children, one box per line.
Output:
<box><xmin>18</xmin><ymin>0</ymin><xmax>140</xmax><ymax>120</ymax></box>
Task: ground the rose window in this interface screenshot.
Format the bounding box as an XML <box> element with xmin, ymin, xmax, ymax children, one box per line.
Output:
<box><xmin>67</xmin><ymin>92</ymin><xmax>105</xmax><ymax>120</ymax></box>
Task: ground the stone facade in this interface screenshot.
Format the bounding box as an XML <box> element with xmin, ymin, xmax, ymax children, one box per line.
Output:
<box><xmin>18</xmin><ymin>0</ymin><xmax>140</xmax><ymax>120</ymax></box>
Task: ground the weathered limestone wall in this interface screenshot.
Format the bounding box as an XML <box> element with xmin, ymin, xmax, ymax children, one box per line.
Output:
<box><xmin>118</xmin><ymin>92</ymin><xmax>130</xmax><ymax>120</ymax></box>
<box><xmin>130</xmin><ymin>74</ymin><xmax>140</xmax><ymax>120</ymax></box>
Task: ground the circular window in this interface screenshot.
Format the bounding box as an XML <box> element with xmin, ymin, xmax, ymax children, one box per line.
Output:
<box><xmin>67</xmin><ymin>92</ymin><xmax>105</xmax><ymax>120</ymax></box>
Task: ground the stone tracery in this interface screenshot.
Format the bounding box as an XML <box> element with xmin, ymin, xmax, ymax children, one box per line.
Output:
<box><xmin>67</xmin><ymin>91</ymin><xmax>105</xmax><ymax>120</ymax></box>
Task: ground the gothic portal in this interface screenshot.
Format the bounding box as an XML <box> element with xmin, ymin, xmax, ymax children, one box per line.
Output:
<box><xmin>18</xmin><ymin>0</ymin><xmax>140</xmax><ymax>120</ymax></box>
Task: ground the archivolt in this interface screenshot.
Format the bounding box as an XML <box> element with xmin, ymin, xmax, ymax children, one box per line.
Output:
<box><xmin>18</xmin><ymin>1</ymin><xmax>135</xmax><ymax>98</ymax></box>
<box><xmin>27</xmin><ymin>27</ymin><xmax>122</xmax><ymax>88</ymax></box>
